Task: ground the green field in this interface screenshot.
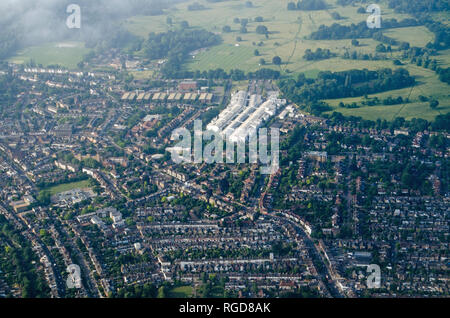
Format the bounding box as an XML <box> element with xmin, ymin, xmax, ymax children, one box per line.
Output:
<box><xmin>124</xmin><ymin>0</ymin><xmax>426</xmax><ymax>75</ymax></box>
<box><xmin>324</xmin><ymin>64</ymin><xmax>450</xmax><ymax>121</ymax></box>
<box><xmin>168</xmin><ymin>286</ymin><xmax>193</xmax><ymax>298</ymax></box>
<box><xmin>46</xmin><ymin>180</ymin><xmax>91</xmax><ymax>195</ymax></box>
<box><xmin>9</xmin><ymin>41</ymin><xmax>90</xmax><ymax>69</ymax></box>
<box><xmin>119</xmin><ymin>0</ymin><xmax>445</xmax><ymax>122</ymax></box>
<box><xmin>384</xmin><ymin>26</ymin><xmax>434</xmax><ymax>48</ymax></box>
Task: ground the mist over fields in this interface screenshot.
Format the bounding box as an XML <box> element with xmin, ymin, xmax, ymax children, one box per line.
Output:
<box><xmin>0</xmin><ymin>0</ymin><xmax>180</xmax><ymax>59</ymax></box>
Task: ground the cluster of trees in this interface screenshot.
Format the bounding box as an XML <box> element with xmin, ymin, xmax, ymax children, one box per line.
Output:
<box><xmin>343</xmin><ymin>50</ymin><xmax>387</xmax><ymax>61</ymax></box>
<box><xmin>278</xmin><ymin>68</ymin><xmax>415</xmax><ymax>103</ymax></box>
<box><xmin>388</xmin><ymin>0</ymin><xmax>449</xmax><ymax>14</ymax></box>
<box><xmin>437</xmin><ymin>67</ymin><xmax>450</xmax><ymax>84</ymax></box>
<box><xmin>287</xmin><ymin>0</ymin><xmax>328</xmax><ymax>10</ymax></box>
<box><xmin>167</xmin><ymin>67</ymin><xmax>281</xmax><ymax>80</ymax></box>
<box><xmin>303</xmin><ymin>48</ymin><xmax>336</xmax><ymax>61</ymax></box>
<box><xmin>0</xmin><ymin>72</ymin><xmax>21</xmax><ymax>116</ymax></box>
<box><xmin>309</xmin><ymin>19</ymin><xmax>419</xmax><ymax>40</ymax></box>
<box><xmin>0</xmin><ymin>28</ymin><xmax>20</xmax><ymax>60</ymax></box>
<box><xmin>325</xmin><ymin>111</ymin><xmax>449</xmax><ymax>135</ymax></box>
<box><xmin>432</xmin><ymin>113</ymin><xmax>450</xmax><ymax>132</ymax></box>
<box><xmin>0</xmin><ymin>216</ymin><xmax>50</xmax><ymax>297</ymax></box>
<box><xmin>382</xmin><ymin>96</ymin><xmax>407</xmax><ymax>105</ymax></box>
<box><xmin>255</xmin><ymin>25</ymin><xmax>269</xmax><ymax>35</ymax></box>
<box><xmin>337</xmin><ymin>0</ymin><xmax>364</xmax><ymax>5</ymax></box>
<box><xmin>330</xmin><ymin>11</ymin><xmax>344</xmax><ymax>20</ymax></box>
<box><xmin>113</xmin><ymin>283</ymin><xmax>158</xmax><ymax>298</ymax></box>
<box><xmin>144</xmin><ymin>28</ymin><xmax>222</xmax><ymax>77</ymax></box>
<box><xmin>409</xmin><ymin>54</ymin><xmax>450</xmax><ymax>85</ymax></box>
<box><xmin>187</xmin><ymin>2</ymin><xmax>206</xmax><ymax>10</ymax></box>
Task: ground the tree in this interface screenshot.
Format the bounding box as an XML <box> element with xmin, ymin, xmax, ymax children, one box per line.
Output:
<box><xmin>254</xmin><ymin>49</ymin><xmax>260</xmax><ymax>56</ymax></box>
<box><xmin>429</xmin><ymin>99</ymin><xmax>439</xmax><ymax>109</ymax></box>
<box><xmin>272</xmin><ymin>56</ymin><xmax>282</xmax><ymax>65</ymax></box>
<box><xmin>259</xmin><ymin>58</ymin><xmax>266</xmax><ymax>65</ymax></box>
<box><xmin>287</xmin><ymin>2</ymin><xmax>297</xmax><ymax>10</ymax></box>
<box><xmin>222</xmin><ymin>25</ymin><xmax>232</xmax><ymax>33</ymax></box>
<box><xmin>376</xmin><ymin>44</ymin><xmax>387</xmax><ymax>53</ymax></box>
<box><xmin>256</xmin><ymin>25</ymin><xmax>268</xmax><ymax>35</ymax></box>
<box><xmin>37</xmin><ymin>190</ymin><xmax>51</xmax><ymax>206</ymax></box>
<box><xmin>351</xmin><ymin>39</ymin><xmax>359</xmax><ymax>46</ymax></box>
<box><xmin>157</xmin><ymin>286</ymin><xmax>166</xmax><ymax>298</ymax></box>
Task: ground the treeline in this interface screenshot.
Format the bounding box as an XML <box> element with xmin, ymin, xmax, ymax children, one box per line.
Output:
<box><xmin>278</xmin><ymin>68</ymin><xmax>415</xmax><ymax>103</ymax></box>
<box><xmin>163</xmin><ymin>67</ymin><xmax>281</xmax><ymax>80</ymax></box>
<box><xmin>343</xmin><ymin>50</ymin><xmax>388</xmax><ymax>61</ymax></box>
<box><xmin>287</xmin><ymin>0</ymin><xmax>328</xmax><ymax>10</ymax></box>
<box><xmin>437</xmin><ymin>67</ymin><xmax>450</xmax><ymax>84</ymax></box>
<box><xmin>337</xmin><ymin>0</ymin><xmax>369</xmax><ymax>5</ymax></box>
<box><xmin>326</xmin><ymin>111</ymin><xmax>450</xmax><ymax>134</ymax></box>
<box><xmin>338</xmin><ymin>96</ymin><xmax>409</xmax><ymax>109</ymax></box>
<box><xmin>188</xmin><ymin>2</ymin><xmax>206</xmax><ymax>10</ymax></box>
<box><xmin>0</xmin><ymin>215</ymin><xmax>50</xmax><ymax>298</ymax></box>
<box><xmin>144</xmin><ymin>28</ymin><xmax>222</xmax><ymax>77</ymax></box>
<box><xmin>388</xmin><ymin>0</ymin><xmax>449</xmax><ymax>14</ymax></box>
<box><xmin>309</xmin><ymin>19</ymin><xmax>419</xmax><ymax>40</ymax></box>
<box><xmin>178</xmin><ymin>68</ymin><xmax>281</xmax><ymax>81</ymax></box>
<box><xmin>0</xmin><ymin>28</ymin><xmax>21</xmax><ymax>60</ymax></box>
<box><xmin>303</xmin><ymin>48</ymin><xmax>336</xmax><ymax>61</ymax></box>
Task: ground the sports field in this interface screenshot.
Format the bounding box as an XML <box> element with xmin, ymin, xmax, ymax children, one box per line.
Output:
<box><xmin>45</xmin><ymin>180</ymin><xmax>91</xmax><ymax>195</ymax></box>
<box><xmin>8</xmin><ymin>41</ymin><xmax>90</xmax><ymax>69</ymax></box>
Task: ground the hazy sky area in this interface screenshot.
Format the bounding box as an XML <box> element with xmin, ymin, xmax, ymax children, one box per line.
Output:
<box><xmin>0</xmin><ymin>0</ymin><xmax>176</xmax><ymax>47</ymax></box>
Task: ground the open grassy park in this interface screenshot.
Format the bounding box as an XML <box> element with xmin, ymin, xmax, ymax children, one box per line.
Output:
<box><xmin>124</xmin><ymin>0</ymin><xmax>434</xmax><ymax>74</ymax></box>
<box><xmin>8</xmin><ymin>41</ymin><xmax>91</xmax><ymax>69</ymax></box>
<box><xmin>167</xmin><ymin>286</ymin><xmax>193</xmax><ymax>298</ymax></box>
<box><xmin>45</xmin><ymin>179</ymin><xmax>91</xmax><ymax>195</ymax></box>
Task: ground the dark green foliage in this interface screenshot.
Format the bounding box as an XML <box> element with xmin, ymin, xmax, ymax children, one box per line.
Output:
<box><xmin>278</xmin><ymin>68</ymin><xmax>415</xmax><ymax>103</ymax></box>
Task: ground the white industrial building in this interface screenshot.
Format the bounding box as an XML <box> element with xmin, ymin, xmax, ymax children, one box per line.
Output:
<box><xmin>207</xmin><ymin>90</ymin><xmax>286</xmax><ymax>143</ymax></box>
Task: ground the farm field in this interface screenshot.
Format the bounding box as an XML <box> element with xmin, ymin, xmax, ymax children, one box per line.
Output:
<box><xmin>45</xmin><ymin>180</ymin><xmax>91</xmax><ymax>195</ymax></box>
<box><xmin>8</xmin><ymin>42</ymin><xmax>90</xmax><ymax>69</ymax></box>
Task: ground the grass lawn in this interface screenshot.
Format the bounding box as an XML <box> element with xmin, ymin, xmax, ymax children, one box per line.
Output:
<box><xmin>167</xmin><ymin>286</ymin><xmax>193</xmax><ymax>298</ymax></box>
<box><xmin>45</xmin><ymin>180</ymin><xmax>91</xmax><ymax>195</ymax></box>
<box><xmin>129</xmin><ymin>70</ymin><xmax>155</xmax><ymax>80</ymax></box>
<box><xmin>384</xmin><ymin>26</ymin><xmax>434</xmax><ymax>48</ymax></box>
<box><xmin>8</xmin><ymin>41</ymin><xmax>91</xmax><ymax>69</ymax></box>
